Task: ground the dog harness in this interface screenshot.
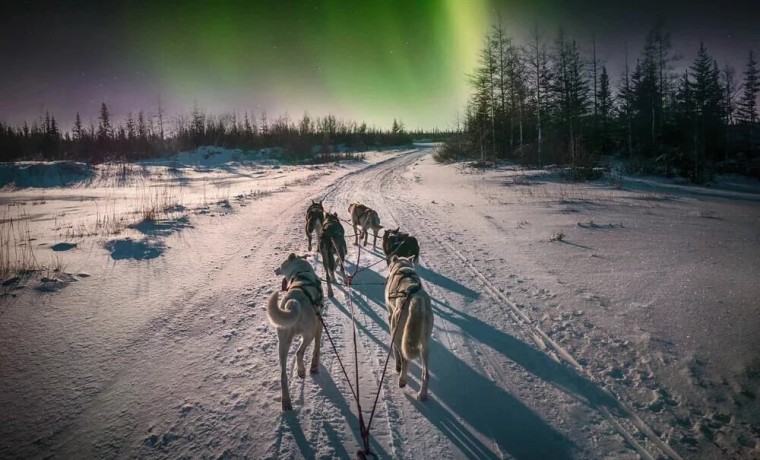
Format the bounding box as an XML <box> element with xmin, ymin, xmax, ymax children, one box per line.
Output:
<box><xmin>288</xmin><ymin>271</ymin><xmax>325</xmax><ymax>314</ymax></box>
<box><xmin>386</xmin><ymin>266</ymin><xmax>421</xmax><ymax>300</ymax></box>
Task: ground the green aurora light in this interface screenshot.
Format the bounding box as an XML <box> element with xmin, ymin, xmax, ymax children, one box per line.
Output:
<box><xmin>126</xmin><ymin>1</ymin><xmax>490</xmax><ymax>129</ymax></box>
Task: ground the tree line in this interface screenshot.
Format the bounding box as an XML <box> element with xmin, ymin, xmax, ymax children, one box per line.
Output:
<box><xmin>441</xmin><ymin>20</ymin><xmax>760</xmax><ymax>181</ymax></box>
<box><xmin>0</xmin><ymin>103</ymin><xmax>423</xmax><ymax>163</ymax></box>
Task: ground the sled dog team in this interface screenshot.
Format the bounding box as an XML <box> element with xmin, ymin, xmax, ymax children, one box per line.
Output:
<box><xmin>267</xmin><ymin>200</ymin><xmax>432</xmax><ymax>411</ymax></box>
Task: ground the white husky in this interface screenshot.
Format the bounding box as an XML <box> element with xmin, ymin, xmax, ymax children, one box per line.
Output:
<box><xmin>268</xmin><ymin>253</ymin><xmax>324</xmax><ymax>411</ymax></box>
<box><xmin>384</xmin><ymin>255</ymin><xmax>433</xmax><ymax>400</ymax></box>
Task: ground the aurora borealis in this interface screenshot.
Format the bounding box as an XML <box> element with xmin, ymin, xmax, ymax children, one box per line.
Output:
<box><xmin>1</xmin><ymin>0</ymin><xmax>759</xmax><ymax>131</ymax></box>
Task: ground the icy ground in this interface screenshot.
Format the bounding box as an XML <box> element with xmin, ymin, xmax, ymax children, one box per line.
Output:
<box><xmin>1</xmin><ymin>145</ymin><xmax>759</xmax><ymax>459</ymax></box>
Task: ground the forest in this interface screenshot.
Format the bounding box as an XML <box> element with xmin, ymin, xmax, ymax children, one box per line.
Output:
<box><xmin>439</xmin><ymin>21</ymin><xmax>760</xmax><ymax>182</ymax></box>
<box><xmin>0</xmin><ymin>104</ymin><xmax>418</xmax><ymax>164</ymax></box>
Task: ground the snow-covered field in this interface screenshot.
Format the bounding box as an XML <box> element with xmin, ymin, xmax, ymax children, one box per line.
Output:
<box><xmin>1</xmin><ymin>145</ymin><xmax>758</xmax><ymax>459</ymax></box>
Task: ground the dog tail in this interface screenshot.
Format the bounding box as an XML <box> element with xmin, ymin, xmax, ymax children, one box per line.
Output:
<box><xmin>402</xmin><ymin>295</ymin><xmax>425</xmax><ymax>360</ymax></box>
<box><xmin>267</xmin><ymin>290</ymin><xmax>301</xmax><ymax>329</ymax></box>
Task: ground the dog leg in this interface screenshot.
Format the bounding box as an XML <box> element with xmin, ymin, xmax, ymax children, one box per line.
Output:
<box><xmin>353</xmin><ymin>223</ymin><xmax>359</xmax><ymax>245</ymax></box>
<box><xmin>394</xmin><ymin>346</ymin><xmax>402</xmax><ymax>373</ymax></box>
<box><xmin>310</xmin><ymin>323</ymin><xmax>322</xmax><ymax>373</ymax></box>
<box><xmin>307</xmin><ymin>233</ymin><xmax>312</xmax><ymax>252</ymax></box>
<box><xmin>399</xmin><ymin>357</ymin><xmax>408</xmax><ymax>388</ymax></box>
<box><xmin>296</xmin><ymin>334</ymin><xmax>312</xmax><ymax>378</ymax></box>
<box><xmin>418</xmin><ymin>345</ymin><xmax>429</xmax><ymax>401</ymax></box>
<box><xmin>278</xmin><ymin>332</ymin><xmax>293</xmax><ymax>411</ymax></box>
<box><xmin>326</xmin><ymin>277</ymin><xmax>334</xmax><ymax>298</ymax></box>
<box><xmin>322</xmin><ymin>251</ymin><xmax>334</xmax><ymax>298</ymax></box>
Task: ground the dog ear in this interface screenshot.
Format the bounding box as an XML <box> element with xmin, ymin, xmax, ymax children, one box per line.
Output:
<box><xmin>394</xmin><ymin>227</ymin><xmax>399</xmax><ymax>233</ymax></box>
<box><xmin>391</xmin><ymin>255</ymin><xmax>399</xmax><ymax>263</ymax></box>
<box><xmin>288</xmin><ymin>253</ymin><xmax>297</xmax><ymax>260</ymax></box>
<box><xmin>319</xmin><ymin>200</ymin><xmax>323</xmax><ymax>205</ymax></box>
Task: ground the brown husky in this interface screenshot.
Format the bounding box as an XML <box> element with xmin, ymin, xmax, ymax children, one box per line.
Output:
<box><xmin>305</xmin><ymin>200</ymin><xmax>324</xmax><ymax>252</ymax></box>
<box><xmin>319</xmin><ymin>212</ymin><xmax>347</xmax><ymax>297</ymax></box>
<box><xmin>385</xmin><ymin>255</ymin><xmax>433</xmax><ymax>400</ymax></box>
<box><xmin>268</xmin><ymin>253</ymin><xmax>324</xmax><ymax>411</ymax></box>
<box><xmin>348</xmin><ymin>203</ymin><xmax>383</xmax><ymax>250</ymax></box>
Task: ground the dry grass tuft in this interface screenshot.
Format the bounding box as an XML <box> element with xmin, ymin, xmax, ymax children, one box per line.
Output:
<box><xmin>0</xmin><ymin>208</ymin><xmax>39</xmax><ymax>280</ymax></box>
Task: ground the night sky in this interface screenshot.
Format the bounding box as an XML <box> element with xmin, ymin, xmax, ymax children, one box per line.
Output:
<box><xmin>1</xmin><ymin>0</ymin><xmax>758</xmax><ymax>131</ymax></box>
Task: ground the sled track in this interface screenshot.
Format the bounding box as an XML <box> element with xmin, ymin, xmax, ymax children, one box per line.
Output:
<box><xmin>317</xmin><ymin>148</ymin><xmax>681</xmax><ymax>459</ymax></box>
<box><xmin>393</xmin><ymin>193</ymin><xmax>682</xmax><ymax>460</ymax></box>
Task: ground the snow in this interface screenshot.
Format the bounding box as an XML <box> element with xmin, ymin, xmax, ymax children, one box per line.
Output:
<box><xmin>1</xmin><ymin>145</ymin><xmax>759</xmax><ymax>459</ymax></box>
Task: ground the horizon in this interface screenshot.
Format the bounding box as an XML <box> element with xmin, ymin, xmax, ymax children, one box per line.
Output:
<box><xmin>1</xmin><ymin>0</ymin><xmax>758</xmax><ymax>132</ymax></box>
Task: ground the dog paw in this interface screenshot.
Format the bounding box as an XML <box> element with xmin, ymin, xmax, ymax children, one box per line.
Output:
<box><xmin>298</xmin><ymin>370</ymin><xmax>306</xmax><ymax>378</ymax></box>
<box><xmin>283</xmin><ymin>400</ymin><xmax>293</xmax><ymax>411</ymax></box>
<box><xmin>417</xmin><ymin>392</ymin><xmax>427</xmax><ymax>401</ymax></box>
<box><xmin>310</xmin><ymin>366</ymin><xmax>319</xmax><ymax>374</ymax></box>
<box><xmin>398</xmin><ymin>380</ymin><xmax>407</xmax><ymax>388</ymax></box>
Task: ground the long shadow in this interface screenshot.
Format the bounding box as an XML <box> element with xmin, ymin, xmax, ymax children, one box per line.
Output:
<box><xmin>324</xmin><ymin>291</ymin><xmax>386</xmax><ymax>350</ymax></box>
<box><xmin>435</xmin><ymin>302</ymin><xmax>620</xmax><ymax>412</ymax></box>
<box><xmin>315</xmin><ymin>369</ymin><xmax>391</xmax><ymax>458</ymax></box>
<box><xmin>556</xmin><ymin>239</ymin><xmax>594</xmax><ymax>250</ymax></box>
<box><xmin>411</xmin><ymin>395</ymin><xmax>509</xmax><ymax>459</ymax></box>
<box><xmin>328</xmin><ymin>258</ymin><xmax>577</xmax><ymax>457</ymax></box>
<box><xmin>280</xmin><ymin>412</ymin><xmax>313</xmax><ymax>459</ymax></box>
<box><xmin>421</xmin><ymin>338</ymin><xmax>575</xmax><ymax>459</ymax></box>
<box><xmin>623</xmin><ymin>177</ymin><xmax>760</xmax><ymax>203</ymax></box>
<box><xmin>351</xmin><ymin>243</ymin><xmax>481</xmax><ymax>300</ymax></box>
<box><xmin>415</xmin><ymin>264</ymin><xmax>480</xmax><ymax>300</ymax></box>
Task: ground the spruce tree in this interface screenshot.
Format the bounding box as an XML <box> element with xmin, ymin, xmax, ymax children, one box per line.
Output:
<box><xmin>737</xmin><ymin>50</ymin><xmax>759</xmax><ymax>153</ymax></box>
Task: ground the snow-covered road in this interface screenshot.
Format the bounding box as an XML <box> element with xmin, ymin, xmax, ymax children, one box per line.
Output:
<box><xmin>2</xmin><ymin>146</ymin><xmax>758</xmax><ymax>459</ymax></box>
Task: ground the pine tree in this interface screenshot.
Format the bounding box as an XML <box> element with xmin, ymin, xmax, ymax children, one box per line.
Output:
<box><xmin>597</xmin><ymin>65</ymin><xmax>612</xmax><ymax>152</ymax></box>
<box><xmin>73</xmin><ymin>112</ymin><xmax>84</xmax><ymax>141</ymax></box>
<box><xmin>156</xmin><ymin>97</ymin><xmax>165</xmax><ymax>141</ymax></box>
<box><xmin>737</xmin><ymin>50</ymin><xmax>759</xmax><ymax>153</ymax></box>
<box><xmin>526</xmin><ymin>23</ymin><xmax>550</xmax><ymax>165</ymax></box>
<box><xmin>137</xmin><ymin>111</ymin><xmax>148</xmax><ymax>140</ymax></box>
<box><xmin>552</xmin><ymin>30</ymin><xmax>590</xmax><ymax>165</ymax></box>
<box><xmin>690</xmin><ymin>42</ymin><xmax>723</xmax><ymax>177</ymax></box>
<box><xmin>636</xmin><ymin>21</ymin><xmax>679</xmax><ymax>156</ymax></box>
<box><xmin>97</xmin><ymin>102</ymin><xmax>112</xmax><ymax>141</ymax></box>
<box><xmin>126</xmin><ymin>112</ymin><xmax>136</xmax><ymax>140</ymax></box>
<box><xmin>468</xmin><ymin>32</ymin><xmax>498</xmax><ymax>159</ymax></box>
<box><xmin>720</xmin><ymin>64</ymin><xmax>737</xmax><ymax>162</ymax></box>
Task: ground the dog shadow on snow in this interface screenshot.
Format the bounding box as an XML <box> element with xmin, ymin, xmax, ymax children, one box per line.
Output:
<box><xmin>426</xmin><ymin>298</ymin><xmax>628</xmax><ymax>459</ymax></box>
<box><xmin>349</xmin><ymin>248</ymin><xmax>480</xmax><ymax>301</ymax></box>
<box><xmin>318</xmin><ymin>263</ymin><xmax>575</xmax><ymax>459</ymax></box>
<box><xmin>276</xmin><ymin>371</ymin><xmax>391</xmax><ymax>459</ymax></box>
<box><xmin>409</xmin><ymin>330</ymin><xmax>576</xmax><ymax>459</ymax></box>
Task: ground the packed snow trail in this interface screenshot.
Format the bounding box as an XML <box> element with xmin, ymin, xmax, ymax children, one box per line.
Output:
<box><xmin>6</xmin><ymin>146</ymin><xmax>751</xmax><ymax>458</ymax></box>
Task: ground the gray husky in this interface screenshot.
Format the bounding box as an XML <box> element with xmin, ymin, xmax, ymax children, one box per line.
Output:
<box><xmin>268</xmin><ymin>253</ymin><xmax>324</xmax><ymax>411</ymax></box>
<box><xmin>319</xmin><ymin>212</ymin><xmax>347</xmax><ymax>297</ymax></box>
<box><xmin>384</xmin><ymin>255</ymin><xmax>433</xmax><ymax>400</ymax></box>
<box><xmin>305</xmin><ymin>200</ymin><xmax>324</xmax><ymax>252</ymax></box>
<box><xmin>349</xmin><ymin>202</ymin><xmax>383</xmax><ymax>250</ymax></box>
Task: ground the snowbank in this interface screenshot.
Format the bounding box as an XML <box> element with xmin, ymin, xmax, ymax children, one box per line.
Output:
<box><xmin>0</xmin><ymin>161</ymin><xmax>93</xmax><ymax>188</ymax></box>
